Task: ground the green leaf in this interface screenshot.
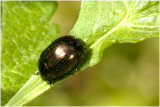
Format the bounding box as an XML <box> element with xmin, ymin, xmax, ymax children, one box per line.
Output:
<box><xmin>70</xmin><ymin>1</ymin><xmax>159</xmax><ymax>67</ymax></box>
<box><xmin>2</xmin><ymin>1</ymin><xmax>159</xmax><ymax>106</ymax></box>
<box><xmin>1</xmin><ymin>1</ymin><xmax>59</xmax><ymax>106</ymax></box>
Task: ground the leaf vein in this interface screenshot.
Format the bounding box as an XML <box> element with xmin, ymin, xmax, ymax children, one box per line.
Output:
<box><xmin>90</xmin><ymin>9</ymin><xmax>128</xmax><ymax>48</ymax></box>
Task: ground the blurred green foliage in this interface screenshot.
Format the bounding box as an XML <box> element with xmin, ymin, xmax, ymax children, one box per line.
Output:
<box><xmin>27</xmin><ymin>1</ymin><xmax>159</xmax><ymax>106</ymax></box>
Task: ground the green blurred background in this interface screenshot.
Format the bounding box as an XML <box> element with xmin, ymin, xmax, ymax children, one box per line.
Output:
<box><xmin>27</xmin><ymin>1</ymin><xmax>159</xmax><ymax>106</ymax></box>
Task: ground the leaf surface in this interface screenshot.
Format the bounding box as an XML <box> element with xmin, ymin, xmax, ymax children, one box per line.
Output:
<box><xmin>70</xmin><ymin>1</ymin><xmax>159</xmax><ymax>67</ymax></box>
<box><xmin>1</xmin><ymin>1</ymin><xmax>159</xmax><ymax>106</ymax></box>
<box><xmin>1</xmin><ymin>1</ymin><xmax>59</xmax><ymax>106</ymax></box>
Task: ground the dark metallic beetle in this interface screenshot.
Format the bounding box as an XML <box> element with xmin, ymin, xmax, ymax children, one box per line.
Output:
<box><xmin>38</xmin><ymin>35</ymin><xmax>87</xmax><ymax>84</ymax></box>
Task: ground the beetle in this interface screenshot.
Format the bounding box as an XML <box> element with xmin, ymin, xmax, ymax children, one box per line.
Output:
<box><xmin>37</xmin><ymin>35</ymin><xmax>87</xmax><ymax>85</ymax></box>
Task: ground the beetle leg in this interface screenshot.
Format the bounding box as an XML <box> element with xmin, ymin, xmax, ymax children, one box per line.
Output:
<box><xmin>69</xmin><ymin>72</ymin><xmax>74</xmax><ymax>75</ymax></box>
<box><xmin>34</xmin><ymin>71</ymin><xmax>40</xmax><ymax>75</ymax></box>
<box><xmin>50</xmin><ymin>81</ymin><xmax>54</xmax><ymax>87</ymax></box>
